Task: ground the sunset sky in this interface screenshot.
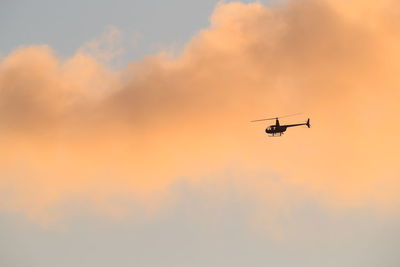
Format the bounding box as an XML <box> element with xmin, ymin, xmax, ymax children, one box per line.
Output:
<box><xmin>1</xmin><ymin>0</ymin><xmax>400</xmax><ymax>266</ymax></box>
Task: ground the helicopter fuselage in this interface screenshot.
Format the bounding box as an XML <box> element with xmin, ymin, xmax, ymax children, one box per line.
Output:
<box><xmin>265</xmin><ymin>119</ymin><xmax>310</xmax><ymax>136</ymax></box>
<box><xmin>265</xmin><ymin>125</ymin><xmax>287</xmax><ymax>134</ymax></box>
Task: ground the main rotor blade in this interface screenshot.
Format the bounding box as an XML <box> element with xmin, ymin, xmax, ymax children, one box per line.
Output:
<box><xmin>278</xmin><ymin>113</ymin><xmax>302</xmax><ymax>119</ymax></box>
<box><xmin>250</xmin><ymin>113</ymin><xmax>302</xmax><ymax>123</ymax></box>
<box><xmin>250</xmin><ymin>118</ymin><xmax>276</xmax><ymax>122</ymax></box>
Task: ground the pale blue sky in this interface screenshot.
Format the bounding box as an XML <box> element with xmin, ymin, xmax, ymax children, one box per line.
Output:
<box><xmin>1</xmin><ymin>0</ymin><xmax>255</xmax><ymax>63</ymax></box>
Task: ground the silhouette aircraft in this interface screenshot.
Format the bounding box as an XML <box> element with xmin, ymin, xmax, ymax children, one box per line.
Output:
<box><xmin>251</xmin><ymin>114</ymin><xmax>310</xmax><ymax>137</ymax></box>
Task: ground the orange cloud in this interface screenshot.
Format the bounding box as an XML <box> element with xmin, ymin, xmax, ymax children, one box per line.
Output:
<box><xmin>1</xmin><ymin>0</ymin><xmax>400</xmax><ymax>223</ymax></box>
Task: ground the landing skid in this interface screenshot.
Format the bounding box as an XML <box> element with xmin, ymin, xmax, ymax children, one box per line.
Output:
<box><xmin>268</xmin><ymin>132</ymin><xmax>284</xmax><ymax>137</ymax></box>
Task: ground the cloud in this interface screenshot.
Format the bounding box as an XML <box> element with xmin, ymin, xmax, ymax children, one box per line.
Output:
<box><xmin>78</xmin><ymin>25</ymin><xmax>124</xmax><ymax>64</ymax></box>
<box><xmin>1</xmin><ymin>0</ymin><xmax>400</xmax><ymax>223</ymax></box>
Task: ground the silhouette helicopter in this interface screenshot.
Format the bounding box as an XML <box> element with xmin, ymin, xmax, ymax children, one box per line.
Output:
<box><xmin>251</xmin><ymin>114</ymin><xmax>310</xmax><ymax>137</ymax></box>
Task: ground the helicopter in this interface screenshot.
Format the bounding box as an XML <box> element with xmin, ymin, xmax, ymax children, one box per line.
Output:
<box><xmin>251</xmin><ymin>114</ymin><xmax>310</xmax><ymax>137</ymax></box>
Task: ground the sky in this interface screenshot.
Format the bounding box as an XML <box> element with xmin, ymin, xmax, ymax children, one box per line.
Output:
<box><xmin>1</xmin><ymin>0</ymin><xmax>400</xmax><ymax>266</ymax></box>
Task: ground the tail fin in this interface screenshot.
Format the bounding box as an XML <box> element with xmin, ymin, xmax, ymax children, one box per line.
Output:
<box><xmin>306</xmin><ymin>118</ymin><xmax>311</xmax><ymax>128</ymax></box>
